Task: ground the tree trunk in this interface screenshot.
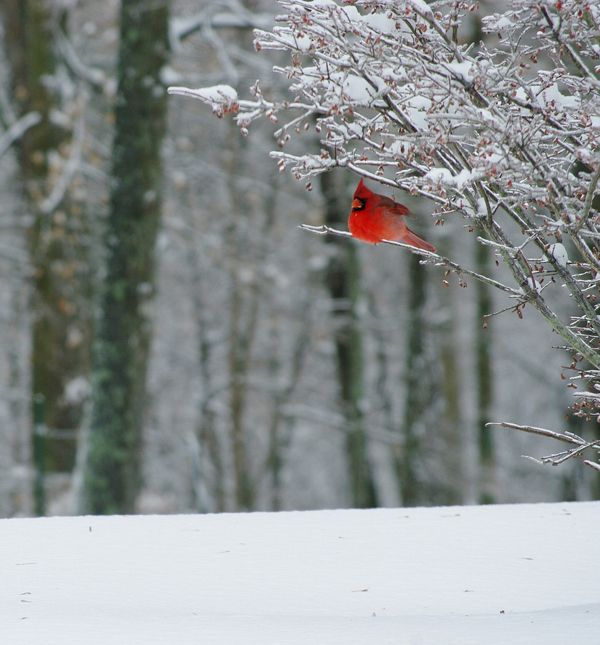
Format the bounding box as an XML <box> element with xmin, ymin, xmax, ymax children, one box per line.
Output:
<box><xmin>437</xmin><ymin>248</ymin><xmax>463</xmax><ymax>505</ymax></box>
<box><xmin>321</xmin><ymin>172</ymin><xmax>377</xmax><ymax>508</ymax></box>
<box><xmin>1</xmin><ymin>0</ymin><xmax>92</xmax><ymax>484</ymax></box>
<box><xmin>395</xmin><ymin>253</ymin><xmax>429</xmax><ymax>506</ymax></box>
<box><xmin>81</xmin><ymin>0</ymin><xmax>169</xmax><ymax>514</ymax></box>
<box><xmin>223</xmin><ymin>121</ymin><xmax>258</xmax><ymax>512</ymax></box>
<box><xmin>475</xmin><ymin>241</ymin><xmax>495</xmax><ymax>504</ymax></box>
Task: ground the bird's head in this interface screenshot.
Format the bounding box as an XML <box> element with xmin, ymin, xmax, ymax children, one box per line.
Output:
<box><xmin>352</xmin><ymin>178</ymin><xmax>372</xmax><ymax>211</ymax></box>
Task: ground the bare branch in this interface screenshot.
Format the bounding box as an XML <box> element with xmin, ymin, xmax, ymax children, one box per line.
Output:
<box><xmin>487</xmin><ymin>421</ymin><xmax>600</xmax><ymax>469</ymax></box>
<box><xmin>573</xmin><ymin>163</ymin><xmax>600</xmax><ymax>235</ymax></box>
<box><xmin>486</xmin><ymin>421</ymin><xmax>588</xmax><ymax>447</ymax></box>
<box><xmin>299</xmin><ymin>223</ymin><xmax>522</xmax><ymax>296</ymax></box>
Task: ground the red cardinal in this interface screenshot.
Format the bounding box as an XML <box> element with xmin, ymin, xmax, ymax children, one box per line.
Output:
<box><xmin>348</xmin><ymin>178</ymin><xmax>436</xmax><ymax>252</ymax></box>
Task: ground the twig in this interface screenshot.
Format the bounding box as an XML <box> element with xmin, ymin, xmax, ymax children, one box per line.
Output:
<box><xmin>482</xmin><ymin>301</ymin><xmax>526</xmax><ymax>322</ymax></box>
<box><xmin>573</xmin><ymin>163</ymin><xmax>600</xmax><ymax>234</ymax></box>
<box><xmin>487</xmin><ymin>421</ymin><xmax>600</xmax><ymax>472</ymax></box>
<box><xmin>486</xmin><ymin>421</ymin><xmax>586</xmax><ymax>446</ymax></box>
<box><xmin>169</xmin><ymin>5</ymin><xmax>272</xmax><ymax>46</ymax></box>
<box><xmin>299</xmin><ymin>223</ymin><xmax>521</xmax><ymax>296</ymax></box>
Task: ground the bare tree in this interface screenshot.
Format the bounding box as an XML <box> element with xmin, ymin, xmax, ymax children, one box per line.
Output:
<box><xmin>169</xmin><ymin>0</ymin><xmax>600</xmax><ymax>474</ymax></box>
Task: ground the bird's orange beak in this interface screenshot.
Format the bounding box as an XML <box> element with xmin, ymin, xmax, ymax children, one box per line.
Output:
<box><xmin>352</xmin><ymin>198</ymin><xmax>362</xmax><ymax>210</ymax></box>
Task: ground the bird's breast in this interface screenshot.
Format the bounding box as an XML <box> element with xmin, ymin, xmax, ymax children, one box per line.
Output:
<box><xmin>349</xmin><ymin>209</ymin><xmax>406</xmax><ymax>243</ymax></box>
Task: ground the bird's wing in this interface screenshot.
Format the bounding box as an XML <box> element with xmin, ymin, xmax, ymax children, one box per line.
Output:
<box><xmin>376</xmin><ymin>193</ymin><xmax>411</xmax><ymax>216</ymax></box>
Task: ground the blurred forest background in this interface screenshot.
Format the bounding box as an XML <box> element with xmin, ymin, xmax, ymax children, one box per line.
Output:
<box><xmin>0</xmin><ymin>0</ymin><xmax>597</xmax><ymax>518</ymax></box>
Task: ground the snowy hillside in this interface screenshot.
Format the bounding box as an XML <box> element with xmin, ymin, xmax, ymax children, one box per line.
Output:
<box><xmin>3</xmin><ymin>502</ymin><xmax>599</xmax><ymax>644</ymax></box>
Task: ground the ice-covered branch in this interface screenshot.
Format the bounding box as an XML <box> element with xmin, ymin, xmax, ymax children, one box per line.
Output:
<box><xmin>170</xmin><ymin>3</ymin><xmax>272</xmax><ymax>46</ymax></box>
<box><xmin>573</xmin><ymin>164</ymin><xmax>600</xmax><ymax>235</ymax></box>
<box><xmin>299</xmin><ymin>223</ymin><xmax>522</xmax><ymax>297</ymax></box>
<box><xmin>168</xmin><ymin>85</ymin><xmax>240</xmax><ymax>117</ymax></box>
<box><xmin>488</xmin><ymin>421</ymin><xmax>600</xmax><ymax>471</ymax></box>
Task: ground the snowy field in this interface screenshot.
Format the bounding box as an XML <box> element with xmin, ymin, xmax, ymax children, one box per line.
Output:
<box><xmin>3</xmin><ymin>502</ymin><xmax>599</xmax><ymax>645</ymax></box>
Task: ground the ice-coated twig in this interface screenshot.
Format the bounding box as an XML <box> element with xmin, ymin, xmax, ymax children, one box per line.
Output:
<box><xmin>299</xmin><ymin>223</ymin><xmax>521</xmax><ymax>297</ymax></box>
<box><xmin>584</xmin><ymin>460</ymin><xmax>600</xmax><ymax>472</ymax></box>
<box><xmin>488</xmin><ymin>421</ymin><xmax>600</xmax><ymax>471</ymax></box>
<box><xmin>170</xmin><ymin>5</ymin><xmax>272</xmax><ymax>46</ymax></box>
<box><xmin>573</xmin><ymin>164</ymin><xmax>600</xmax><ymax>235</ymax></box>
<box><xmin>486</xmin><ymin>421</ymin><xmax>588</xmax><ymax>446</ymax></box>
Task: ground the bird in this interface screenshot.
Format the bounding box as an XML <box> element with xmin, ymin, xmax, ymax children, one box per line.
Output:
<box><xmin>348</xmin><ymin>178</ymin><xmax>436</xmax><ymax>252</ymax></box>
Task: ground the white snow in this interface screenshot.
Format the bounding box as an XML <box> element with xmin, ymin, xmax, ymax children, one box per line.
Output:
<box><xmin>536</xmin><ymin>83</ymin><xmax>580</xmax><ymax>111</ymax></box>
<box><xmin>3</xmin><ymin>502</ymin><xmax>599</xmax><ymax>644</ymax></box>
<box><xmin>405</xmin><ymin>94</ymin><xmax>431</xmax><ymax>130</ymax></box>
<box><xmin>425</xmin><ymin>167</ymin><xmax>454</xmax><ymax>184</ymax></box>
<box><xmin>482</xmin><ymin>14</ymin><xmax>514</xmax><ymax>32</ymax></box>
<box><xmin>272</xmin><ymin>28</ymin><xmax>313</xmax><ymax>52</ymax></box>
<box><xmin>445</xmin><ymin>61</ymin><xmax>476</xmax><ymax>84</ymax></box>
<box><xmin>408</xmin><ymin>0</ymin><xmax>434</xmax><ymax>18</ymax></box>
<box><xmin>360</xmin><ymin>12</ymin><xmax>396</xmax><ymax>34</ymax></box>
<box><xmin>167</xmin><ymin>85</ymin><xmax>238</xmax><ymax>114</ymax></box>
<box><xmin>341</xmin><ymin>74</ymin><xmax>378</xmax><ymax>104</ymax></box>
<box><xmin>523</xmin><ymin>276</ymin><xmax>543</xmax><ymax>294</ymax></box>
<box><xmin>546</xmin><ymin>243</ymin><xmax>569</xmax><ymax>268</ymax></box>
<box><xmin>425</xmin><ymin>167</ymin><xmax>483</xmax><ymax>188</ymax></box>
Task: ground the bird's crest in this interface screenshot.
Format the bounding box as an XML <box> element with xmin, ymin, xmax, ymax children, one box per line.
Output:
<box><xmin>353</xmin><ymin>178</ymin><xmax>372</xmax><ymax>198</ymax></box>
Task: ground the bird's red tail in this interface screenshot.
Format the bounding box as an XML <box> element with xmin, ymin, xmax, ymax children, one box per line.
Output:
<box><xmin>403</xmin><ymin>228</ymin><xmax>436</xmax><ymax>253</ymax></box>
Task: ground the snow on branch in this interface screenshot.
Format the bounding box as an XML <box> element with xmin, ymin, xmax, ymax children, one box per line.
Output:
<box><xmin>299</xmin><ymin>223</ymin><xmax>523</xmax><ymax>297</ymax></box>
<box><xmin>169</xmin><ymin>0</ymin><xmax>600</xmax><ymax>444</ymax></box>
<box><xmin>170</xmin><ymin>3</ymin><xmax>273</xmax><ymax>46</ymax></box>
<box><xmin>168</xmin><ymin>85</ymin><xmax>240</xmax><ymax>117</ymax></box>
<box><xmin>488</xmin><ymin>421</ymin><xmax>600</xmax><ymax>472</ymax></box>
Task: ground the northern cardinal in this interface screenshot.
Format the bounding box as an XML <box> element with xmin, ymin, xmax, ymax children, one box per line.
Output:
<box><xmin>348</xmin><ymin>178</ymin><xmax>436</xmax><ymax>252</ymax></box>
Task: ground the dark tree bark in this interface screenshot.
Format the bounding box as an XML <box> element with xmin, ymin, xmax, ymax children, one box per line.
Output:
<box><xmin>1</xmin><ymin>0</ymin><xmax>92</xmax><ymax>484</ymax></box>
<box><xmin>321</xmin><ymin>172</ymin><xmax>378</xmax><ymax>508</ymax></box>
<box><xmin>437</xmin><ymin>248</ymin><xmax>464</xmax><ymax>506</ymax></box>
<box><xmin>223</xmin><ymin>121</ymin><xmax>259</xmax><ymax>512</ymax></box>
<box><xmin>475</xmin><ymin>241</ymin><xmax>495</xmax><ymax>504</ymax></box>
<box><xmin>395</xmin><ymin>254</ymin><xmax>429</xmax><ymax>506</ymax></box>
<box><xmin>82</xmin><ymin>0</ymin><xmax>170</xmax><ymax>514</ymax></box>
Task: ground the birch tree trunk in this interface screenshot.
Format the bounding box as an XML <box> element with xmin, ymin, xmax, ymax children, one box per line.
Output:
<box><xmin>81</xmin><ymin>0</ymin><xmax>169</xmax><ymax>514</ymax></box>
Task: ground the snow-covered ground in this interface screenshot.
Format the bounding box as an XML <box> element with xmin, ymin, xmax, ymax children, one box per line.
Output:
<box><xmin>3</xmin><ymin>502</ymin><xmax>599</xmax><ymax>644</ymax></box>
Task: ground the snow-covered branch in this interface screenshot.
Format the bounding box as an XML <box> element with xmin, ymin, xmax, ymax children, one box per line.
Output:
<box><xmin>299</xmin><ymin>223</ymin><xmax>522</xmax><ymax>297</ymax></box>
<box><xmin>488</xmin><ymin>421</ymin><xmax>600</xmax><ymax>471</ymax></box>
<box><xmin>170</xmin><ymin>1</ymin><xmax>273</xmax><ymax>47</ymax></box>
